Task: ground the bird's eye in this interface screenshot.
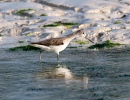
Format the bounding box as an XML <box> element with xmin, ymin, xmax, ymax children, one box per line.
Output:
<box><xmin>83</xmin><ymin>32</ymin><xmax>84</xmax><ymax>34</ymax></box>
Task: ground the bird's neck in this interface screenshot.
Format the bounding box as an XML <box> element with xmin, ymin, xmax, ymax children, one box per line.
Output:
<box><xmin>66</xmin><ymin>33</ymin><xmax>79</xmax><ymax>41</ymax></box>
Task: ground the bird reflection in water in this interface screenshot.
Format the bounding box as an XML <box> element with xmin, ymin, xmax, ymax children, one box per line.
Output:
<box><xmin>35</xmin><ymin>63</ymin><xmax>89</xmax><ymax>89</ymax></box>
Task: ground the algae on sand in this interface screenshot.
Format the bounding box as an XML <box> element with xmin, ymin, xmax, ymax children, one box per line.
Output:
<box><xmin>15</xmin><ymin>8</ymin><xmax>36</xmax><ymax>17</ymax></box>
<box><xmin>43</xmin><ymin>21</ymin><xmax>78</xmax><ymax>28</ymax></box>
<box><xmin>74</xmin><ymin>40</ymin><xmax>88</xmax><ymax>45</ymax></box>
<box><xmin>88</xmin><ymin>40</ymin><xmax>122</xmax><ymax>49</ymax></box>
<box><xmin>40</xmin><ymin>14</ymin><xmax>46</xmax><ymax>16</ymax></box>
<box><xmin>43</xmin><ymin>23</ymin><xmax>60</xmax><ymax>27</ymax></box>
<box><xmin>9</xmin><ymin>45</ymin><xmax>40</xmax><ymax>51</ymax></box>
<box><xmin>0</xmin><ymin>34</ymin><xmax>3</xmax><ymax>36</ymax></box>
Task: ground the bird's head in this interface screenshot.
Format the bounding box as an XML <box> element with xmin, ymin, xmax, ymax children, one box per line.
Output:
<box><xmin>75</xmin><ymin>29</ymin><xmax>94</xmax><ymax>43</ymax></box>
<box><xmin>75</xmin><ymin>29</ymin><xmax>86</xmax><ymax>37</ymax></box>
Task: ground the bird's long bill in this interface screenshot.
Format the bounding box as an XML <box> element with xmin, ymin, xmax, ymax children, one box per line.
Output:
<box><xmin>85</xmin><ymin>37</ymin><xmax>94</xmax><ymax>43</ymax></box>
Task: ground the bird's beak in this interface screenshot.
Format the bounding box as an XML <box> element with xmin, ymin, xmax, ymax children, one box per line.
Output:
<box><xmin>85</xmin><ymin>36</ymin><xmax>94</xmax><ymax>43</ymax></box>
<box><xmin>84</xmin><ymin>32</ymin><xmax>94</xmax><ymax>43</ymax></box>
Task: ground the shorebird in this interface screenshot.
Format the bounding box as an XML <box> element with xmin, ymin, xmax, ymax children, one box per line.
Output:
<box><xmin>29</xmin><ymin>29</ymin><xmax>88</xmax><ymax>63</ymax></box>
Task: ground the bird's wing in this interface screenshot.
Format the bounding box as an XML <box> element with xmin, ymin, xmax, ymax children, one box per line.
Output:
<box><xmin>30</xmin><ymin>37</ymin><xmax>65</xmax><ymax>46</ymax></box>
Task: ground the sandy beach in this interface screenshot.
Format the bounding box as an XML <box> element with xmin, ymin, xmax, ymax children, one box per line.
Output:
<box><xmin>0</xmin><ymin>0</ymin><xmax>130</xmax><ymax>100</ymax></box>
<box><xmin>0</xmin><ymin>0</ymin><xmax>130</xmax><ymax>48</ymax></box>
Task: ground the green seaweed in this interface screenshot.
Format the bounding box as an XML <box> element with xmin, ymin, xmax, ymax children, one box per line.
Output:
<box><xmin>16</xmin><ymin>9</ymin><xmax>26</xmax><ymax>14</ymax></box>
<box><xmin>62</xmin><ymin>22</ymin><xmax>78</xmax><ymax>26</ymax></box>
<box><xmin>88</xmin><ymin>40</ymin><xmax>122</xmax><ymax>49</ymax></box>
<box><xmin>79</xmin><ymin>41</ymin><xmax>87</xmax><ymax>45</ymax></box>
<box><xmin>43</xmin><ymin>21</ymin><xmax>78</xmax><ymax>28</ymax></box>
<box><xmin>40</xmin><ymin>14</ymin><xmax>46</xmax><ymax>16</ymax></box>
<box><xmin>28</xmin><ymin>8</ymin><xmax>36</xmax><ymax>11</ymax></box>
<box><xmin>16</xmin><ymin>8</ymin><xmax>36</xmax><ymax>16</ymax></box>
<box><xmin>9</xmin><ymin>45</ymin><xmax>40</xmax><ymax>51</ymax></box>
<box><xmin>64</xmin><ymin>25</ymin><xmax>70</xmax><ymax>29</ymax></box>
<box><xmin>75</xmin><ymin>40</ymin><xmax>88</xmax><ymax>45</ymax></box>
<box><xmin>114</xmin><ymin>21</ymin><xmax>121</xmax><ymax>24</ymax></box>
<box><xmin>43</xmin><ymin>23</ymin><xmax>60</xmax><ymax>27</ymax></box>
<box><xmin>55</xmin><ymin>21</ymin><xmax>78</xmax><ymax>26</ymax></box>
<box><xmin>0</xmin><ymin>34</ymin><xmax>2</xmax><ymax>36</ymax></box>
<box><xmin>38</xmin><ymin>26</ymin><xmax>41</xmax><ymax>28</ymax></box>
<box><xmin>25</xmin><ymin>33</ymin><xmax>31</xmax><ymax>36</ymax></box>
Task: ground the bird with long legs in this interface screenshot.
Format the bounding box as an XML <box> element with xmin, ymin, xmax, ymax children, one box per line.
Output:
<box><xmin>29</xmin><ymin>29</ymin><xmax>93</xmax><ymax>63</ymax></box>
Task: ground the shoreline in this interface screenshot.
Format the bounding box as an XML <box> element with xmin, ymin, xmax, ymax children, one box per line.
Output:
<box><xmin>0</xmin><ymin>0</ymin><xmax>130</xmax><ymax>49</ymax></box>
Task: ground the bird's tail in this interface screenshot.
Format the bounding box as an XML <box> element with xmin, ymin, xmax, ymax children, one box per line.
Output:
<box><xmin>27</xmin><ymin>40</ymin><xmax>50</xmax><ymax>50</ymax></box>
<box><xmin>27</xmin><ymin>41</ymin><xmax>38</xmax><ymax>48</ymax></box>
<box><xmin>27</xmin><ymin>41</ymin><xmax>38</xmax><ymax>44</ymax></box>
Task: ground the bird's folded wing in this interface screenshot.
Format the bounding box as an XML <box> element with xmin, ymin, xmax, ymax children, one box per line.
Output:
<box><xmin>30</xmin><ymin>37</ymin><xmax>65</xmax><ymax>46</ymax></box>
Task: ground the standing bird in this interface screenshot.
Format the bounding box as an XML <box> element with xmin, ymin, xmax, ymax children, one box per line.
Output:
<box><xmin>29</xmin><ymin>29</ymin><xmax>86</xmax><ymax>63</ymax></box>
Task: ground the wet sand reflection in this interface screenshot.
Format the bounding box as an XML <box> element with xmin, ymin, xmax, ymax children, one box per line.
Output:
<box><xmin>35</xmin><ymin>63</ymin><xmax>89</xmax><ymax>89</ymax></box>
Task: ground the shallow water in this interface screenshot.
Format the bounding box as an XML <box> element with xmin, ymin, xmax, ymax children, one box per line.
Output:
<box><xmin>0</xmin><ymin>48</ymin><xmax>130</xmax><ymax>100</ymax></box>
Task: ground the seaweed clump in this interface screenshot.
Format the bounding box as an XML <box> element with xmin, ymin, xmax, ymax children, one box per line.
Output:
<box><xmin>43</xmin><ymin>23</ymin><xmax>60</xmax><ymax>27</ymax></box>
<box><xmin>9</xmin><ymin>45</ymin><xmax>40</xmax><ymax>51</ymax></box>
<box><xmin>75</xmin><ymin>40</ymin><xmax>88</xmax><ymax>45</ymax></box>
<box><xmin>15</xmin><ymin>8</ymin><xmax>36</xmax><ymax>17</ymax></box>
<box><xmin>88</xmin><ymin>40</ymin><xmax>122</xmax><ymax>49</ymax></box>
<box><xmin>40</xmin><ymin>14</ymin><xmax>46</xmax><ymax>16</ymax></box>
<box><xmin>0</xmin><ymin>34</ymin><xmax>3</xmax><ymax>36</ymax></box>
<box><xmin>43</xmin><ymin>21</ymin><xmax>78</xmax><ymax>28</ymax></box>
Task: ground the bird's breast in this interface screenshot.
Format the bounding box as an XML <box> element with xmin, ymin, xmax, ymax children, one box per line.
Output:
<box><xmin>49</xmin><ymin>43</ymin><xmax>68</xmax><ymax>53</ymax></box>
